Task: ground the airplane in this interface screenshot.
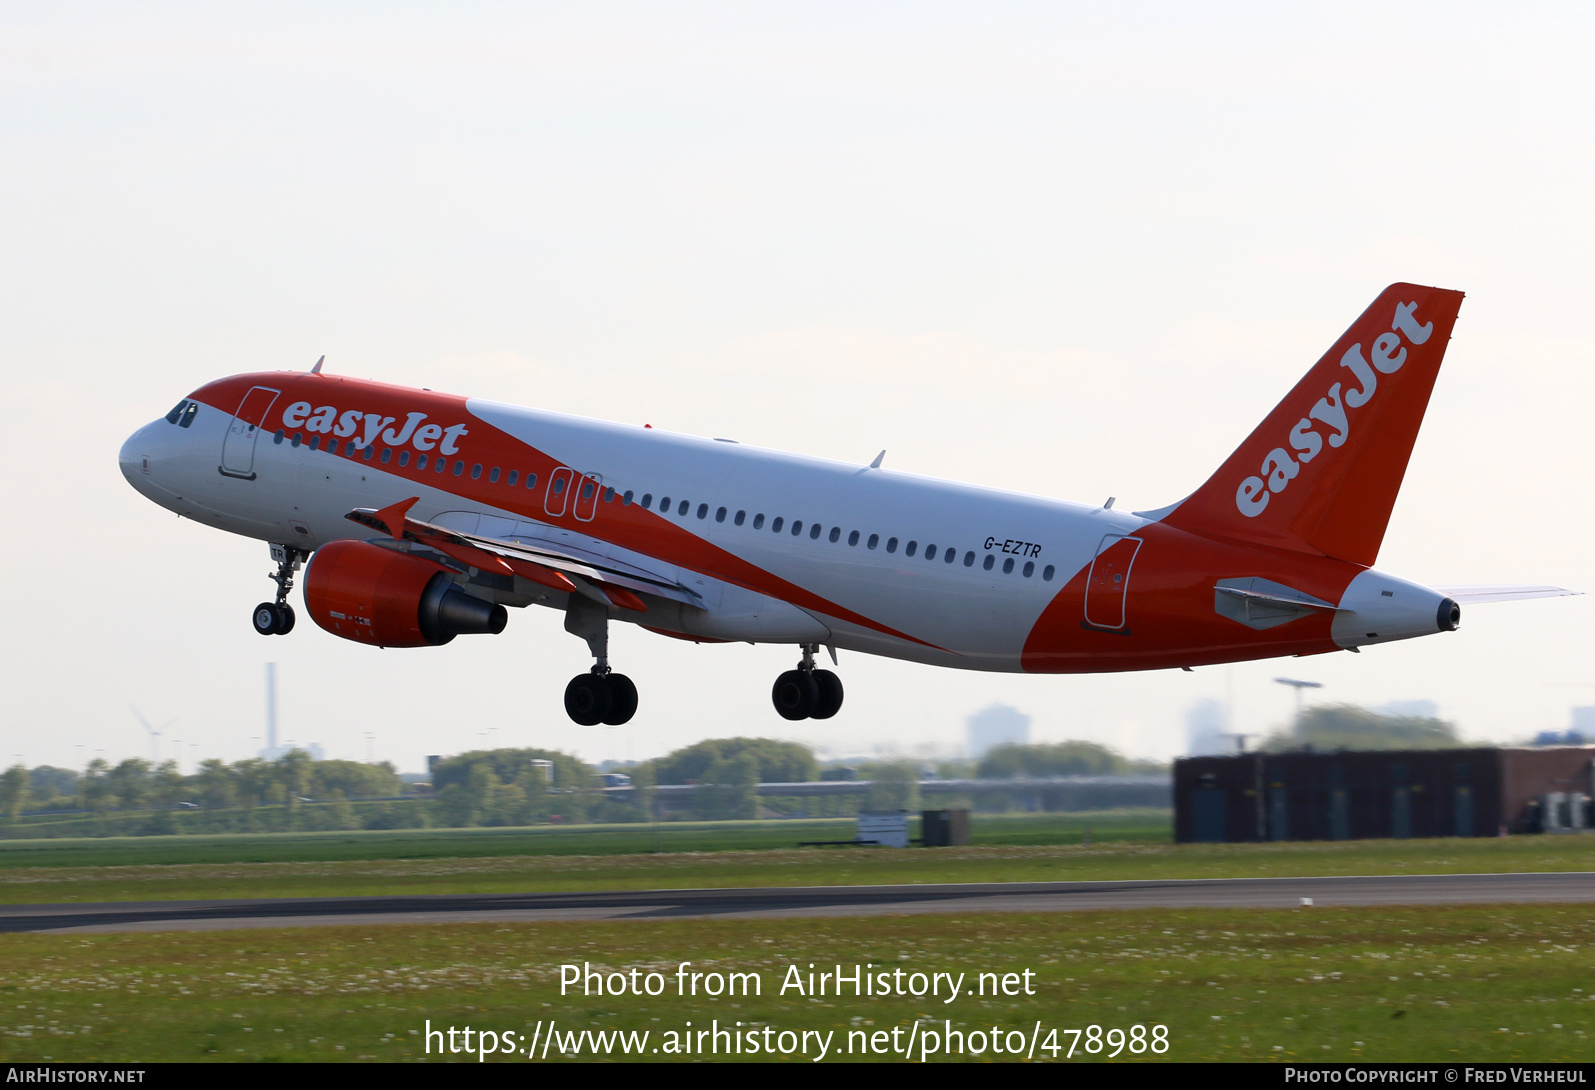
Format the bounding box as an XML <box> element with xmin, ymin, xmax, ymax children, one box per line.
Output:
<box><xmin>119</xmin><ymin>283</ymin><xmax>1573</xmax><ymax>727</ymax></box>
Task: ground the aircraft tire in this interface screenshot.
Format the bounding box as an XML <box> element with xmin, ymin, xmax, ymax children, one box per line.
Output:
<box><xmin>602</xmin><ymin>673</ymin><xmax>638</xmax><ymax>726</ymax></box>
<box><xmin>811</xmin><ymin>669</ymin><xmax>844</xmax><ymax>719</ymax></box>
<box><xmin>772</xmin><ymin>669</ymin><xmax>818</xmax><ymax>721</ymax></box>
<box><xmin>252</xmin><ymin>602</ymin><xmax>282</xmax><ymax>636</ymax></box>
<box><xmin>565</xmin><ymin>673</ymin><xmax>612</xmax><ymax>727</ymax></box>
<box><xmin>276</xmin><ymin>604</ymin><xmax>296</xmax><ymax>635</ymax></box>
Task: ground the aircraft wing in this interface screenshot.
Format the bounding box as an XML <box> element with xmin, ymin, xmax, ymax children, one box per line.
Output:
<box><xmin>1430</xmin><ymin>584</ymin><xmax>1582</xmax><ymax>605</ymax></box>
<box><xmin>345</xmin><ymin>498</ymin><xmax>700</xmax><ymax>611</ymax></box>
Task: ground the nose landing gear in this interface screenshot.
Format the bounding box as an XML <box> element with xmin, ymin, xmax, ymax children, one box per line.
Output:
<box><xmin>252</xmin><ymin>543</ymin><xmax>306</xmax><ymax>636</ymax></box>
<box><xmin>562</xmin><ymin>595</ymin><xmax>638</xmax><ymax>725</ymax></box>
<box><xmin>772</xmin><ymin>644</ymin><xmax>843</xmax><ymax>721</ymax></box>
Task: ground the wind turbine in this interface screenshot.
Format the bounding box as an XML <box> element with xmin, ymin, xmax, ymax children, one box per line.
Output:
<box><xmin>128</xmin><ymin>706</ymin><xmax>177</xmax><ymax>765</ymax></box>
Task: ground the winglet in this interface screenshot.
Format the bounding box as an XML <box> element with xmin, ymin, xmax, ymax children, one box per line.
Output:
<box><xmin>870</xmin><ymin>450</ymin><xmax>886</xmax><ymax>469</ymax></box>
<box><xmin>369</xmin><ymin>496</ymin><xmax>419</xmax><ymax>540</ymax></box>
<box><xmin>310</xmin><ymin>355</ymin><xmax>325</xmax><ymax>374</ymax></box>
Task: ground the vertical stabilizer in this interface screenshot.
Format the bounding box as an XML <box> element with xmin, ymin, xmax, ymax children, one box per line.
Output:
<box><xmin>1160</xmin><ymin>283</ymin><xmax>1464</xmax><ymax>567</ymax></box>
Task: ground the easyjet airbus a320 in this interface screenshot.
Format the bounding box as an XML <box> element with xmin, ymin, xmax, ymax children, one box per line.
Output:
<box><xmin>120</xmin><ymin>284</ymin><xmax>1571</xmax><ymax>726</ymax></box>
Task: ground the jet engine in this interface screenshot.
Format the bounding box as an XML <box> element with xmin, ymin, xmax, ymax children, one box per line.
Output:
<box><xmin>303</xmin><ymin>539</ymin><xmax>507</xmax><ymax>647</ymax></box>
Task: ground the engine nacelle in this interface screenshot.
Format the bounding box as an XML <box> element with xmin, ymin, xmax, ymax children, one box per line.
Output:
<box><xmin>304</xmin><ymin>539</ymin><xmax>508</xmax><ymax>648</ymax></box>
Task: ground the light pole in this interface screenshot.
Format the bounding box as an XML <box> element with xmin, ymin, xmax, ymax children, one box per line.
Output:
<box><xmin>1273</xmin><ymin>677</ymin><xmax>1324</xmax><ymax>737</ymax></box>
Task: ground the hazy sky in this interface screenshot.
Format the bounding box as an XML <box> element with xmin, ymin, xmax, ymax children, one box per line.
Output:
<box><xmin>4</xmin><ymin>3</ymin><xmax>1592</xmax><ymax>773</ymax></box>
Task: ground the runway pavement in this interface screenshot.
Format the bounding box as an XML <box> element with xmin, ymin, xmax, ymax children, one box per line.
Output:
<box><xmin>2</xmin><ymin>871</ymin><xmax>1591</xmax><ymax>933</ymax></box>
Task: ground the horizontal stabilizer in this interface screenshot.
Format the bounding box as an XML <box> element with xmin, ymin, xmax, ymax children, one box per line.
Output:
<box><xmin>1429</xmin><ymin>584</ymin><xmax>1581</xmax><ymax>605</ymax></box>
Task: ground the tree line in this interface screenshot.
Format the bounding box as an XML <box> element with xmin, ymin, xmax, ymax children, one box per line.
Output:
<box><xmin>0</xmin><ymin>737</ymin><xmax>1165</xmax><ymax>836</ymax></box>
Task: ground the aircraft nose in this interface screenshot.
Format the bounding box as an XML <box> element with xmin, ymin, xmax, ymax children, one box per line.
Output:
<box><xmin>119</xmin><ymin>420</ymin><xmax>163</xmax><ymax>489</ymax></box>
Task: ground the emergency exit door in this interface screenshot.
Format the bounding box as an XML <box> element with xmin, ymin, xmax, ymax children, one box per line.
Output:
<box><xmin>1083</xmin><ymin>534</ymin><xmax>1142</xmax><ymax>630</ymax></box>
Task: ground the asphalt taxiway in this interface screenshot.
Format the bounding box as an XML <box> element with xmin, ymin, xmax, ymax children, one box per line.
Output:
<box><xmin>2</xmin><ymin>871</ymin><xmax>1590</xmax><ymax>933</ymax></box>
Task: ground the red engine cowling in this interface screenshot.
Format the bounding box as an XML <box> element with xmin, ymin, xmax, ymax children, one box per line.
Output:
<box><xmin>304</xmin><ymin>539</ymin><xmax>508</xmax><ymax>648</ymax></box>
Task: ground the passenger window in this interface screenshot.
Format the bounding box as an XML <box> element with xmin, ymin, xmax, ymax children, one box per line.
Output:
<box><xmin>1002</xmin><ymin>557</ymin><xmax>1015</xmax><ymax>574</ymax></box>
<box><xmin>886</xmin><ymin>537</ymin><xmax>898</xmax><ymax>554</ymax></box>
<box><xmin>472</xmin><ymin>463</ymin><xmax>483</xmax><ymax>479</ymax></box>
<box><xmin>309</xmin><ymin>436</ymin><xmax>320</xmax><ymax>451</ymax></box>
<box><xmin>381</xmin><ymin>448</ymin><xmax>392</xmax><ymax>463</ymax></box>
<box><xmin>944</xmin><ymin>548</ymin><xmax>956</xmax><ymax>564</ymax></box>
<box><xmin>327</xmin><ymin>439</ymin><xmax>339</xmax><ymax>455</ymax></box>
<box><xmin>526</xmin><ymin>472</ymin><xmax>538</xmax><ymax>489</ymax></box>
<box><xmin>791</xmin><ymin>520</ymin><xmax>803</xmax><ymax>536</ymax></box>
<box><xmin>436</xmin><ymin>455</ymin><xmax>448</xmax><ymax>472</ymax></box>
<box><xmin>507</xmin><ymin>470</ymin><xmax>518</xmax><ymax>486</ymax></box>
<box><xmin>582</xmin><ymin>481</ymin><xmax>594</xmax><ymax>500</ymax></box>
<box><xmin>399</xmin><ymin>451</ymin><xmax>410</xmax><ymax>467</ymax></box>
<box><xmin>622</xmin><ymin>490</ymin><xmax>633</xmax><ymax>505</ymax></box>
<box><xmin>554</xmin><ymin>478</ymin><xmax>567</xmax><ymax>496</ymax></box>
<box><xmin>604</xmin><ymin>487</ymin><xmax>615</xmax><ymax>503</ymax></box>
<box><xmin>925</xmin><ymin>544</ymin><xmax>936</xmax><ymax>560</ymax></box>
<box><xmin>291</xmin><ymin>433</ymin><xmax>302</xmax><ymax>448</ymax></box>
<box><xmin>165</xmin><ymin>401</ymin><xmax>187</xmax><ymax>424</ymax></box>
<box><xmin>867</xmin><ymin>533</ymin><xmax>879</xmax><ymax>550</ymax></box>
<box><xmin>734</xmin><ymin>510</ymin><xmax>746</xmax><ymax>526</ymax></box>
<box><xmin>983</xmin><ymin>554</ymin><xmax>995</xmax><ymax>571</ymax></box>
<box><xmin>905</xmin><ymin>541</ymin><xmax>917</xmax><ymax>557</ymax></box>
<box><xmin>1043</xmin><ymin>564</ymin><xmax>1056</xmax><ymax>581</ymax></box>
<box><xmin>753</xmin><ymin>513</ymin><xmax>765</xmax><ymax>529</ymax></box>
<box><xmin>362</xmin><ymin>444</ymin><xmax>374</xmax><ymax>460</ymax></box>
<box><xmin>828</xmin><ymin>527</ymin><xmax>840</xmax><ymax>543</ymax></box>
<box><xmin>771</xmin><ymin>517</ymin><xmax>784</xmax><ymax>533</ymax></box>
<box><xmin>848</xmin><ymin>530</ymin><xmax>859</xmax><ymax>546</ymax></box>
<box><xmin>678</xmin><ymin>500</ymin><xmax>689</xmax><ymax>516</ymax></box>
<box><xmin>489</xmin><ymin>467</ymin><xmax>501</xmax><ymax>483</ymax></box>
<box><xmin>1023</xmin><ymin>561</ymin><xmax>1035</xmax><ymax>578</ymax></box>
<box><xmin>415</xmin><ymin>453</ymin><xmax>426</xmax><ymax>469</ymax></box>
<box><xmin>715</xmin><ymin>506</ymin><xmax>727</xmax><ymax>523</ymax></box>
<box><xmin>642</xmin><ymin>493</ymin><xmax>654</xmax><ymax>509</ymax></box>
<box><xmin>453</xmin><ymin>460</ymin><xmax>464</xmax><ymax>476</ymax></box>
<box><xmin>273</xmin><ymin>429</ymin><xmax>284</xmax><ymax>445</ymax></box>
<box><xmin>809</xmin><ymin>524</ymin><xmax>821</xmax><ymax>540</ymax></box>
<box><xmin>697</xmin><ymin>503</ymin><xmax>708</xmax><ymax>519</ymax></box>
<box><xmin>964</xmin><ymin>551</ymin><xmax>975</xmax><ymax>567</ymax></box>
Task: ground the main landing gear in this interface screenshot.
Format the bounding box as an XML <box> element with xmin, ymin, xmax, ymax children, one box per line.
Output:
<box><xmin>772</xmin><ymin>644</ymin><xmax>843</xmax><ymax>721</ymax></box>
<box><xmin>562</xmin><ymin>596</ymin><xmax>638</xmax><ymax>726</ymax></box>
<box><xmin>252</xmin><ymin>543</ymin><xmax>306</xmax><ymax>636</ymax></box>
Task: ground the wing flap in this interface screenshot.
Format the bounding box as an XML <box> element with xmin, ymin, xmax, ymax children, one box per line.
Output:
<box><xmin>346</xmin><ymin>501</ymin><xmax>699</xmax><ymax>608</ymax></box>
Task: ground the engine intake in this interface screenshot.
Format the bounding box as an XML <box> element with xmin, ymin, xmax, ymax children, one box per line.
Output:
<box><xmin>304</xmin><ymin>539</ymin><xmax>508</xmax><ymax>648</ymax></box>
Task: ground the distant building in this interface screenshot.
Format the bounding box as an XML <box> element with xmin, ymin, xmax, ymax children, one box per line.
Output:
<box><xmin>966</xmin><ymin>704</ymin><xmax>1030</xmax><ymax>757</ymax></box>
<box><xmin>1175</xmin><ymin>746</ymin><xmax>1595</xmax><ymax>842</ymax></box>
<box><xmin>1185</xmin><ymin>698</ymin><xmax>1229</xmax><ymax>756</ymax></box>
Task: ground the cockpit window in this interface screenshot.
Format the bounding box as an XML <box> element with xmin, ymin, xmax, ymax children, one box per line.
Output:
<box><xmin>165</xmin><ymin>400</ymin><xmax>188</xmax><ymax>424</ymax></box>
<box><xmin>178</xmin><ymin>402</ymin><xmax>198</xmax><ymax>428</ymax></box>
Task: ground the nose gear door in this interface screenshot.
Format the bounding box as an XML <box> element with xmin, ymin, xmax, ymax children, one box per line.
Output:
<box><xmin>220</xmin><ymin>386</ymin><xmax>281</xmax><ymax>480</ymax></box>
<box><xmin>1083</xmin><ymin>534</ymin><xmax>1142</xmax><ymax>631</ymax></box>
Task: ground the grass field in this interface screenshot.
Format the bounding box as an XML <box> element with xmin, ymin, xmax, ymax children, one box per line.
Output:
<box><xmin>0</xmin><ymin>811</ymin><xmax>1168</xmax><ymax>869</ymax></box>
<box><xmin>0</xmin><ymin>905</ymin><xmax>1590</xmax><ymax>1063</ymax></box>
<box><xmin>1</xmin><ymin>812</ymin><xmax>1593</xmax><ymax>905</ymax></box>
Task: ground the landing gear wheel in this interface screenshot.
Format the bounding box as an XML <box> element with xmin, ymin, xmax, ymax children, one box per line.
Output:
<box><xmin>275</xmin><ymin>603</ymin><xmax>296</xmax><ymax>635</ymax></box>
<box><xmin>564</xmin><ymin>673</ymin><xmax>613</xmax><ymax>726</ymax></box>
<box><xmin>601</xmin><ymin>673</ymin><xmax>638</xmax><ymax>726</ymax></box>
<box><xmin>811</xmin><ymin>669</ymin><xmax>844</xmax><ymax>719</ymax></box>
<box><xmin>772</xmin><ymin>669</ymin><xmax>819</xmax><ymax>721</ymax></box>
<box><xmin>252</xmin><ymin>602</ymin><xmax>284</xmax><ymax>635</ymax></box>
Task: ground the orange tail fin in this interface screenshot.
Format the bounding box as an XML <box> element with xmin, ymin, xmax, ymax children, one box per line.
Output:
<box><xmin>1158</xmin><ymin>283</ymin><xmax>1464</xmax><ymax>567</ymax></box>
